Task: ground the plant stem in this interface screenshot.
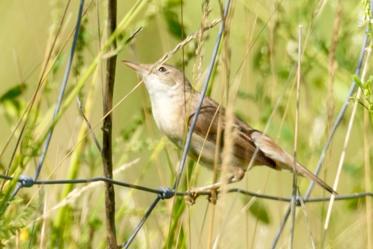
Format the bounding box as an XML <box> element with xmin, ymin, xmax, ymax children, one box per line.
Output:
<box><xmin>102</xmin><ymin>0</ymin><xmax>118</xmax><ymax>248</ymax></box>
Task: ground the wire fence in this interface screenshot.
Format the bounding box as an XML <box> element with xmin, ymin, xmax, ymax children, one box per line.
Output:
<box><xmin>0</xmin><ymin>173</ymin><xmax>372</xmax><ymax>247</ymax></box>
<box><xmin>1</xmin><ymin>0</ymin><xmax>372</xmax><ymax>248</ymax></box>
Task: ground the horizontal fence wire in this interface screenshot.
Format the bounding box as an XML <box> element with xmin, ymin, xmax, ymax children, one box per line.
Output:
<box><xmin>1</xmin><ymin>174</ymin><xmax>372</xmax><ymax>204</ymax></box>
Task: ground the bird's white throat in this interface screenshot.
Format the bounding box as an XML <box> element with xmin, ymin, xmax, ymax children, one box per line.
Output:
<box><xmin>143</xmin><ymin>75</ymin><xmax>186</xmax><ymax>140</ymax></box>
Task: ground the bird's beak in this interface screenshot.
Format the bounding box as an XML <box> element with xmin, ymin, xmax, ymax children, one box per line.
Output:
<box><xmin>122</xmin><ymin>60</ymin><xmax>149</xmax><ymax>75</ymax></box>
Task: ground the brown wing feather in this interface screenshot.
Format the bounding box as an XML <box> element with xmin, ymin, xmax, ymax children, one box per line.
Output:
<box><xmin>189</xmin><ymin>97</ymin><xmax>276</xmax><ymax>169</ymax></box>
<box><xmin>188</xmin><ymin>97</ymin><xmax>335</xmax><ymax>194</ymax></box>
<box><xmin>234</xmin><ymin>122</ymin><xmax>277</xmax><ymax>168</ymax></box>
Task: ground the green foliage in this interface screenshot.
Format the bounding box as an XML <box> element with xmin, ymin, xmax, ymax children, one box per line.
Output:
<box><xmin>163</xmin><ymin>197</ymin><xmax>187</xmax><ymax>249</ymax></box>
<box><xmin>344</xmin><ymin>162</ymin><xmax>362</xmax><ymax>178</ymax></box>
<box><xmin>0</xmin><ymin>197</ymin><xmax>33</xmax><ymax>247</ymax></box>
<box><xmin>164</xmin><ymin>160</ymin><xmax>194</xmax><ymax>249</ymax></box>
<box><xmin>0</xmin><ymin>84</ymin><xmax>27</xmax><ymax>103</ymax></box>
<box><xmin>163</xmin><ymin>9</ymin><xmax>186</xmax><ymax>39</ymax></box>
<box><xmin>73</xmin><ymin>16</ymin><xmax>89</xmax><ymax>78</ymax></box>
<box><xmin>243</xmin><ymin>198</ymin><xmax>271</xmax><ymax>225</ymax></box>
<box><xmin>121</xmin><ymin>113</ymin><xmax>145</xmax><ymax>140</ymax></box>
<box><xmin>355</xmin><ymin>74</ymin><xmax>373</xmax><ymax>117</ymax></box>
<box><xmin>163</xmin><ymin>0</ymin><xmax>187</xmax><ymax>39</ymax></box>
<box><xmin>346</xmin><ymin>185</ymin><xmax>367</xmax><ymax>210</ymax></box>
<box><xmin>0</xmin><ymin>84</ymin><xmax>27</xmax><ymax>121</ymax></box>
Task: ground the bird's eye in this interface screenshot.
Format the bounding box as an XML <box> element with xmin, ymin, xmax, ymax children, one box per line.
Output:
<box><xmin>158</xmin><ymin>66</ymin><xmax>167</xmax><ymax>73</ymax></box>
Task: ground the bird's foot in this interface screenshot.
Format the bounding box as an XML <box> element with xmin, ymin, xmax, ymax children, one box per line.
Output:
<box><xmin>184</xmin><ymin>191</ymin><xmax>198</xmax><ymax>205</ymax></box>
<box><xmin>184</xmin><ymin>186</ymin><xmax>219</xmax><ymax>205</ymax></box>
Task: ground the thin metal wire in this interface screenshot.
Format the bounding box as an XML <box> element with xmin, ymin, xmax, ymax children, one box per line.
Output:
<box><xmin>121</xmin><ymin>3</ymin><xmax>231</xmax><ymax>246</ymax></box>
<box><xmin>289</xmin><ymin>25</ymin><xmax>303</xmax><ymax>249</ymax></box>
<box><xmin>1</xmin><ymin>174</ymin><xmax>371</xmax><ymax>203</ymax></box>
<box><xmin>121</xmin><ymin>196</ymin><xmax>161</xmax><ymax>249</ymax></box>
<box><xmin>11</xmin><ymin>0</ymin><xmax>85</xmax><ymax>198</ymax></box>
<box><xmin>172</xmin><ymin>0</ymin><xmax>232</xmax><ymax>191</ymax></box>
<box><xmin>33</xmin><ymin>0</ymin><xmax>85</xmax><ymax>181</ymax></box>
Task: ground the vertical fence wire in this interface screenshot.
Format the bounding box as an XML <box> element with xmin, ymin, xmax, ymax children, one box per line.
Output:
<box><xmin>172</xmin><ymin>0</ymin><xmax>232</xmax><ymax>191</ymax></box>
<box><xmin>11</xmin><ymin>0</ymin><xmax>85</xmax><ymax>198</ymax></box>
<box><xmin>271</xmin><ymin>0</ymin><xmax>373</xmax><ymax>247</ymax></box>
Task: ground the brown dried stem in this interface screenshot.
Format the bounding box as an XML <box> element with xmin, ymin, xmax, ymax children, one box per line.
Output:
<box><xmin>101</xmin><ymin>0</ymin><xmax>118</xmax><ymax>248</ymax></box>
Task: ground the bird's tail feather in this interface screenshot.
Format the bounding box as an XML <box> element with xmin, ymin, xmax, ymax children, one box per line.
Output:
<box><xmin>293</xmin><ymin>163</ymin><xmax>337</xmax><ymax>194</ymax></box>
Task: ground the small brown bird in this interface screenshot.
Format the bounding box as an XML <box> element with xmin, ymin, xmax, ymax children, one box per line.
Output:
<box><xmin>123</xmin><ymin>60</ymin><xmax>336</xmax><ymax>196</ymax></box>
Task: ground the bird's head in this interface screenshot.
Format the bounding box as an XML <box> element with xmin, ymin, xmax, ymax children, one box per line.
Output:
<box><xmin>123</xmin><ymin>60</ymin><xmax>193</xmax><ymax>97</ymax></box>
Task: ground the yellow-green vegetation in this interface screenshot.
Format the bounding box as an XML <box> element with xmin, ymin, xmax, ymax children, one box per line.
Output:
<box><xmin>0</xmin><ymin>0</ymin><xmax>372</xmax><ymax>248</ymax></box>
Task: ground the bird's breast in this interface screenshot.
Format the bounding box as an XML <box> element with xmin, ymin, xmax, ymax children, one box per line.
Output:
<box><xmin>149</xmin><ymin>91</ymin><xmax>186</xmax><ymax>140</ymax></box>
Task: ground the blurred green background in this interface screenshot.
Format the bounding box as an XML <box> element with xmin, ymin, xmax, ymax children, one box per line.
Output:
<box><xmin>0</xmin><ymin>0</ymin><xmax>372</xmax><ymax>248</ymax></box>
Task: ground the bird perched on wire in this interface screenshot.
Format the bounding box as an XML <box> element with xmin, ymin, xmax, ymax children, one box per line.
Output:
<box><xmin>123</xmin><ymin>60</ymin><xmax>336</xmax><ymax>202</ymax></box>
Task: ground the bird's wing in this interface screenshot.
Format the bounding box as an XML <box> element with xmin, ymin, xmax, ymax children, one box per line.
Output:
<box><xmin>188</xmin><ymin>97</ymin><xmax>335</xmax><ymax>193</ymax></box>
<box><xmin>189</xmin><ymin>97</ymin><xmax>276</xmax><ymax>168</ymax></box>
<box><xmin>249</xmin><ymin>130</ymin><xmax>294</xmax><ymax>170</ymax></box>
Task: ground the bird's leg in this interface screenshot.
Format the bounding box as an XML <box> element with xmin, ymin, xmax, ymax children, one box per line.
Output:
<box><xmin>185</xmin><ymin>167</ymin><xmax>245</xmax><ymax>205</ymax></box>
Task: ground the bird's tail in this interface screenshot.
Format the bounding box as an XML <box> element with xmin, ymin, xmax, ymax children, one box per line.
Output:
<box><xmin>293</xmin><ymin>162</ymin><xmax>337</xmax><ymax>194</ymax></box>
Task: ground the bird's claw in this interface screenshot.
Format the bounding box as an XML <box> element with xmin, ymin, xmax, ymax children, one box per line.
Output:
<box><xmin>184</xmin><ymin>187</ymin><xmax>219</xmax><ymax>205</ymax></box>
<box><xmin>184</xmin><ymin>191</ymin><xmax>198</xmax><ymax>205</ymax></box>
<box><xmin>207</xmin><ymin>187</ymin><xmax>218</xmax><ymax>204</ymax></box>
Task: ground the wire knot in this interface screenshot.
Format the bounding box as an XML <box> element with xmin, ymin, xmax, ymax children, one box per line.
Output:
<box><xmin>19</xmin><ymin>175</ymin><xmax>34</xmax><ymax>188</ymax></box>
<box><xmin>158</xmin><ymin>187</ymin><xmax>174</xmax><ymax>199</ymax></box>
<box><xmin>295</xmin><ymin>196</ymin><xmax>303</xmax><ymax>206</ymax></box>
